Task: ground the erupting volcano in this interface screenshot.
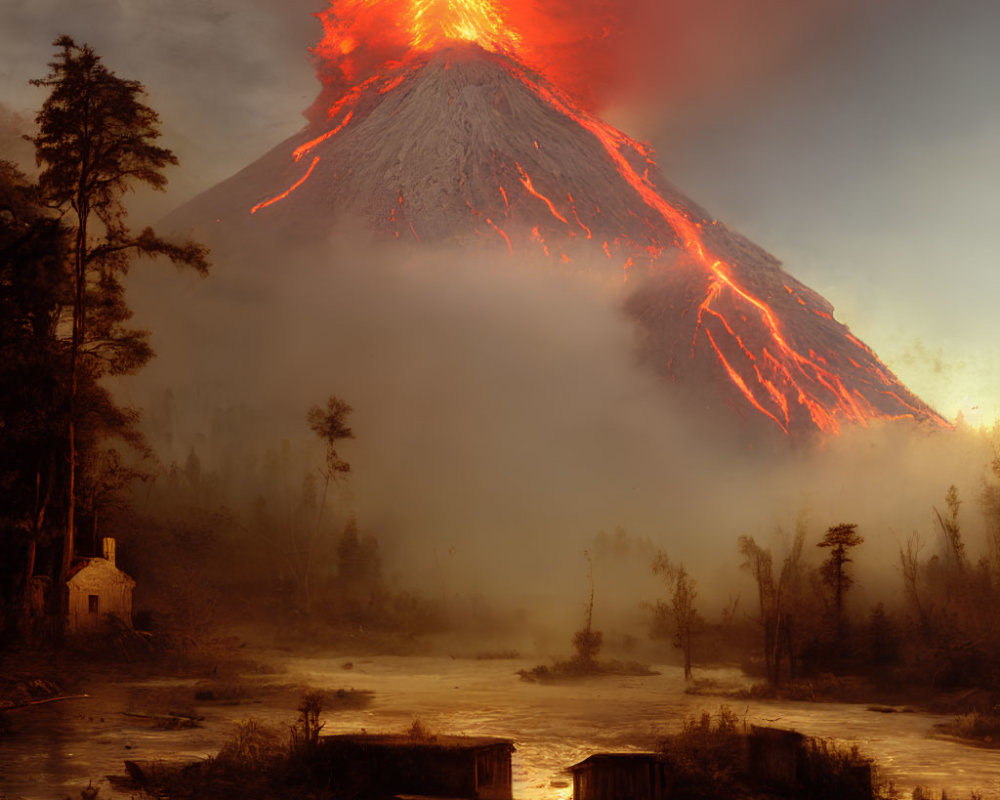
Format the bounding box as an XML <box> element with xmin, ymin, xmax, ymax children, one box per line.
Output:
<box><xmin>170</xmin><ymin>0</ymin><xmax>948</xmax><ymax>438</ymax></box>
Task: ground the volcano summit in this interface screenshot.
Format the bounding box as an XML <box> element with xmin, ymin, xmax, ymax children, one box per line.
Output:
<box><xmin>168</xmin><ymin>8</ymin><xmax>947</xmax><ymax>438</ymax></box>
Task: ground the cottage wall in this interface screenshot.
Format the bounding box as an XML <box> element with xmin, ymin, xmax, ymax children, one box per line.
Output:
<box><xmin>66</xmin><ymin>558</ymin><xmax>135</xmax><ymax>634</ymax></box>
<box><xmin>747</xmin><ymin>726</ymin><xmax>805</xmax><ymax>789</ymax></box>
<box><xmin>571</xmin><ymin>755</ymin><xmax>669</xmax><ymax>800</ymax></box>
<box><xmin>476</xmin><ymin>747</ymin><xmax>513</xmax><ymax>800</ymax></box>
<box><xmin>320</xmin><ymin>736</ymin><xmax>513</xmax><ymax>800</ymax></box>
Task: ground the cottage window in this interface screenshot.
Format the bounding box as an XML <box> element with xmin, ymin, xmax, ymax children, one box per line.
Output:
<box><xmin>88</xmin><ymin>594</ymin><xmax>99</xmax><ymax>614</ymax></box>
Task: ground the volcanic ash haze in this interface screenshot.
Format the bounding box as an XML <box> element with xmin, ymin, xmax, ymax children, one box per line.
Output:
<box><xmin>167</xmin><ymin>30</ymin><xmax>946</xmax><ymax>439</ymax></box>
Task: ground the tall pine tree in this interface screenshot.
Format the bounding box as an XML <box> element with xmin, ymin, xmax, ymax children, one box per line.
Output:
<box><xmin>28</xmin><ymin>35</ymin><xmax>209</xmax><ymax>623</ymax></box>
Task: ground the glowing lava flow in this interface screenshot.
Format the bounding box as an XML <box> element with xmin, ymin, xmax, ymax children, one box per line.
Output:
<box><xmin>241</xmin><ymin>0</ymin><xmax>949</xmax><ymax>436</ymax></box>
<box><xmin>503</xmin><ymin>65</ymin><xmax>949</xmax><ymax>434</ymax></box>
<box><xmin>516</xmin><ymin>163</ymin><xmax>568</xmax><ymax>225</ymax></box>
<box><xmin>251</xmin><ymin>156</ymin><xmax>320</xmax><ymax>214</ymax></box>
<box><xmin>265</xmin><ymin>0</ymin><xmax>525</xmax><ymax>207</ymax></box>
<box><xmin>293</xmin><ymin>111</ymin><xmax>354</xmax><ymax>161</ymax></box>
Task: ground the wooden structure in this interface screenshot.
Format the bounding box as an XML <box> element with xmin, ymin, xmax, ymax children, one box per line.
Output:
<box><xmin>66</xmin><ymin>537</ymin><xmax>135</xmax><ymax>634</ymax></box>
<box><xmin>746</xmin><ymin>725</ymin><xmax>804</xmax><ymax>789</ymax></box>
<box><xmin>320</xmin><ymin>733</ymin><xmax>514</xmax><ymax>800</ymax></box>
<box><xmin>572</xmin><ymin>727</ymin><xmax>873</xmax><ymax>800</ymax></box>
<box><xmin>569</xmin><ymin>753</ymin><xmax>670</xmax><ymax>800</ymax></box>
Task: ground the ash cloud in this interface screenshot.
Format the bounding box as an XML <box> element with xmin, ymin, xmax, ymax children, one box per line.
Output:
<box><xmin>508</xmin><ymin>0</ymin><xmax>873</xmax><ymax>125</ymax></box>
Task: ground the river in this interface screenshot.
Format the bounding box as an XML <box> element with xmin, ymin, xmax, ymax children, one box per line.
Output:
<box><xmin>1</xmin><ymin>654</ymin><xmax>998</xmax><ymax>799</ymax></box>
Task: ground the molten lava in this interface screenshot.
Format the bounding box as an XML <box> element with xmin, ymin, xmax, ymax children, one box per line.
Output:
<box><xmin>173</xmin><ymin>0</ymin><xmax>949</xmax><ymax>437</ymax></box>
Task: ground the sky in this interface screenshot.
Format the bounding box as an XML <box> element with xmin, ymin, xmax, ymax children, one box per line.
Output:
<box><xmin>0</xmin><ymin>0</ymin><xmax>998</xmax><ymax>426</ymax></box>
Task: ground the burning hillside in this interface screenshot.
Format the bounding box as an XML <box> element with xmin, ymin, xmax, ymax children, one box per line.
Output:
<box><xmin>167</xmin><ymin>0</ymin><xmax>948</xmax><ymax>437</ymax></box>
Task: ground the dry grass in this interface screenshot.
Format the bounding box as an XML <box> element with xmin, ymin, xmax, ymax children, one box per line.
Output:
<box><xmin>911</xmin><ymin>787</ymin><xmax>985</xmax><ymax>800</ymax></box>
<box><xmin>518</xmin><ymin>657</ymin><xmax>658</xmax><ymax>682</ymax></box>
<box><xmin>659</xmin><ymin>706</ymin><xmax>745</xmax><ymax>792</ymax></box>
<box><xmin>216</xmin><ymin>718</ymin><xmax>286</xmax><ymax>771</ymax></box>
<box><xmin>934</xmin><ymin>711</ymin><xmax>1000</xmax><ymax>747</ymax></box>
<box><xmin>658</xmin><ymin>706</ymin><xmax>880</xmax><ymax>800</ymax></box>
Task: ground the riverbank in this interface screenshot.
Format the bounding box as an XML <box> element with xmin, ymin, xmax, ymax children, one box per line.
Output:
<box><xmin>687</xmin><ymin>670</ymin><xmax>999</xmax><ymax>717</ymax></box>
<box><xmin>3</xmin><ymin>644</ymin><xmax>1000</xmax><ymax>799</ymax></box>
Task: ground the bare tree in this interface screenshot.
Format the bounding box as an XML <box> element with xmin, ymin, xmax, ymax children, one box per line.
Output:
<box><xmin>572</xmin><ymin>550</ymin><xmax>602</xmax><ymax>665</ymax></box>
<box><xmin>301</xmin><ymin>394</ymin><xmax>354</xmax><ymax>614</ymax></box>
<box><xmin>738</xmin><ymin>523</ymin><xmax>806</xmax><ymax>686</ymax></box>
<box><xmin>774</xmin><ymin>525</ymin><xmax>806</xmax><ymax>681</ymax></box>
<box><xmin>651</xmin><ymin>551</ymin><xmax>701</xmax><ymax>680</ymax></box>
<box><xmin>934</xmin><ymin>485</ymin><xmax>966</xmax><ymax>572</ymax></box>
<box><xmin>984</xmin><ymin>450</ymin><xmax>1000</xmax><ymax>575</ymax></box>
<box><xmin>898</xmin><ymin>531</ymin><xmax>927</xmax><ymax>630</ymax></box>
<box><xmin>738</xmin><ymin>535</ymin><xmax>776</xmax><ymax>683</ymax></box>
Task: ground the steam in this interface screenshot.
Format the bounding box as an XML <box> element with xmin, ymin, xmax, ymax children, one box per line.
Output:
<box><xmin>122</xmin><ymin>223</ymin><xmax>999</xmax><ymax>643</ymax></box>
<box><xmin>0</xmin><ymin>102</ymin><xmax>36</xmax><ymax>172</ymax></box>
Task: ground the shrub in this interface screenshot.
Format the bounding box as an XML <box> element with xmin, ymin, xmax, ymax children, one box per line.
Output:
<box><xmin>216</xmin><ymin>718</ymin><xmax>285</xmax><ymax>772</ymax></box>
<box><xmin>659</xmin><ymin>706</ymin><xmax>745</xmax><ymax>794</ymax></box>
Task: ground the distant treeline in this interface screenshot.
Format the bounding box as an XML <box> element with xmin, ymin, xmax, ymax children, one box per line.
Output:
<box><xmin>646</xmin><ymin>470</ymin><xmax>1000</xmax><ymax>693</ymax></box>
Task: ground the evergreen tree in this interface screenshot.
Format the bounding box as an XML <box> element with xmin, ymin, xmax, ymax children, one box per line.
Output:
<box><xmin>306</xmin><ymin>394</ymin><xmax>355</xmax><ymax>531</ymax></box>
<box><xmin>303</xmin><ymin>394</ymin><xmax>355</xmax><ymax>614</ymax></box>
<box><xmin>817</xmin><ymin>523</ymin><xmax>863</xmax><ymax>650</ymax></box>
<box><xmin>28</xmin><ymin>35</ymin><xmax>208</xmax><ymax>622</ymax></box>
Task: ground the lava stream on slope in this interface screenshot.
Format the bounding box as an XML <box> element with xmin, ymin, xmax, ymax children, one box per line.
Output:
<box><xmin>168</xmin><ymin>3</ymin><xmax>947</xmax><ymax>438</ymax></box>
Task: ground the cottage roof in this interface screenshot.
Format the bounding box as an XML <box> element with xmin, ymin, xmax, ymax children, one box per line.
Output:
<box><xmin>323</xmin><ymin>734</ymin><xmax>514</xmax><ymax>753</ymax></box>
<box><xmin>569</xmin><ymin>753</ymin><xmax>660</xmax><ymax>772</ymax></box>
<box><xmin>67</xmin><ymin>557</ymin><xmax>135</xmax><ymax>589</ymax></box>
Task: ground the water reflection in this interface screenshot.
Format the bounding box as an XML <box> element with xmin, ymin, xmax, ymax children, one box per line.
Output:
<box><xmin>1</xmin><ymin>656</ymin><xmax>998</xmax><ymax>799</ymax></box>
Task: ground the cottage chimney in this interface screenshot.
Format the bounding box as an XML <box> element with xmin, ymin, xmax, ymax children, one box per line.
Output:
<box><xmin>102</xmin><ymin>537</ymin><xmax>116</xmax><ymax>567</ymax></box>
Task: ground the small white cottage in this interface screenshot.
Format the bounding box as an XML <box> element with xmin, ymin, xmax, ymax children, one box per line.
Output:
<box><xmin>66</xmin><ymin>537</ymin><xmax>135</xmax><ymax>635</ymax></box>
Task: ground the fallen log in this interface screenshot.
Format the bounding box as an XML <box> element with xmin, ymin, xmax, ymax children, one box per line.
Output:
<box><xmin>0</xmin><ymin>693</ymin><xmax>89</xmax><ymax>710</ymax></box>
<box><xmin>122</xmin><ymin>710</ymin><xmax>203</xmax><ymax>728</ymax></box>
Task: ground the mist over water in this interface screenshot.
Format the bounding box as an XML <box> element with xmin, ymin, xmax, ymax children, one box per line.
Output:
<box><xmin>4</xmin><ymin>656</ymin><xmax>1000</xmax><ymax>799</ymax></box>
<box><xmin>120</xmin><ymin>218</ymin><xmax>997</xmax><ymax>639</ymax></box>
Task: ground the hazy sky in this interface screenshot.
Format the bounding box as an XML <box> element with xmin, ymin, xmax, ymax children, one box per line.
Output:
<box><xmin>1</xmin><ymin>0</ymin><xmax>998</xmax><ymax>425</ymax></box>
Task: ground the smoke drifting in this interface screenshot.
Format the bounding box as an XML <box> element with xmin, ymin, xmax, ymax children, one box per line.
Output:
<box><xmin>0</xmin><ymin>102</ymin><xmax>35</xmax><ymax>171</ymax></box>
<box><xmin>122</xmin><ymin>216</ymin><xmax>998</xmax><ymax>644</ymax></box>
